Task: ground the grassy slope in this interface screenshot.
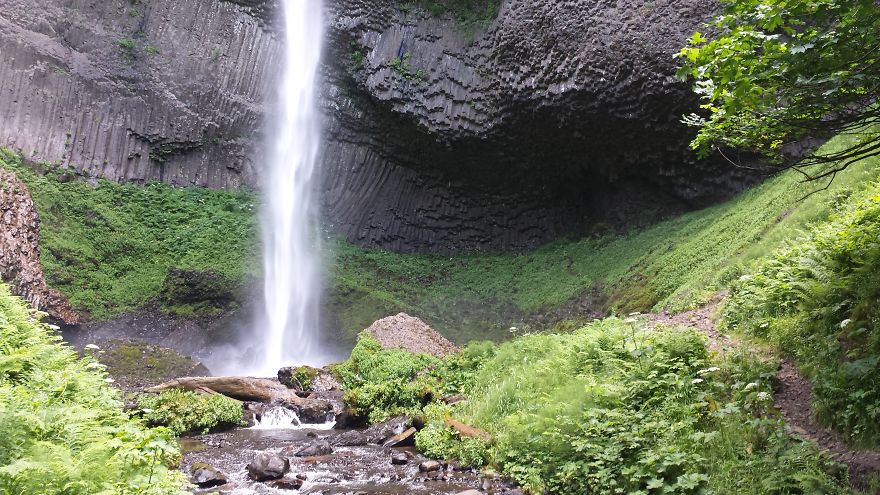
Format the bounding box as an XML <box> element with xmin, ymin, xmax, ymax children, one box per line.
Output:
<box><xmin>725</xmin><ymin>180</ymin><xmax>880</xmax><ymax>447</ymax></box>
<box><xmin>0</xmin><ymin>283</ymin><xmax>184</xmax><ymax>494</ymax></box>
<box><xmin>330</xmin><ymin>134</ymin><xmax>880</xmax><ymax>343</ymax></box>
<box><xmin>0</xmin><ymin>149</ymin><xmax>258</xmax><ymax>320</ymax></box>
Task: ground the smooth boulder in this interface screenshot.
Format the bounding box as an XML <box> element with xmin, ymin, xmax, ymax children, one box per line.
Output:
<box><xmin>246</xmin><ymin>452</ymin><xmax>290</xmax><ymax>481</ymax></box>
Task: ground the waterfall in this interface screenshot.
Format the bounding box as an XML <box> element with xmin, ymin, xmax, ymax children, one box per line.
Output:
<box><xmin>257</xmin><ymin>0</ymin><xmax>326</xmax><ymax>374</ymax></box>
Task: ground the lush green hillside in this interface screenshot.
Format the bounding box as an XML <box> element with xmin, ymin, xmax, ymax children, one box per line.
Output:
<box><xmin>330</xmin><ymin>134</ymin><xmax>880</xmax><ymax>342</ymax></box>
<box><xmin>0</xmin><ymin>149</ymin><xmax>258</xmax><ymax>320</ymax></box>
<box><xmin>725</xmin><ymin>180</ymin><xmax>880</xmax><ymax>447</ymax></box>
<box><xmin>0</xmin><ymin>284</ymin><xmax>184</xmax><ymax>494</ymax></box>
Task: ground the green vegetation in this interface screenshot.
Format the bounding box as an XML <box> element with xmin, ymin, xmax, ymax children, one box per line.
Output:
<box><xmin>0</xmin><ymin>284</ymin><xmax>184</xmax><ymax>494</ymax></box>
<box><xmin>117</xmin><ymin>37</ymin><xmax>137</xmax><ymax>60</ymax></box>
<box><xmin>333</xmin><ymin>334</ymin><xmax>439</xmax><ymax>423</ymax></box>
<box><xmin>677</xmin><ymin>0</ymin><xmax>880</xmax><ymax>178</ymax></box>
<box><xmin>328</xmin><ymin>134</ymin><xmax>880</xmax><ymax>343</ymax></box>
<box><xmin>137</xmin><ymin>390</ymin><xmax>244</xmax><ymax>436</ymax></box>
<box><xmin>725</xmin><ymin>181</ymin><xmax>880</xmax><ymax>447</ymax></box>
<box><xmin>403</xmin><ymin>0</ymin><xmax>501</xmax><ymax>31</ymax></box>
<box><xmin>336</xmin><ymin>320</ymin><xmax>852</xmax><ymax>493</ymax></box>
<box><xmin>0</xmin><ymin>149</ymin><xmax>257</xmax><ymax>320</ymax></box>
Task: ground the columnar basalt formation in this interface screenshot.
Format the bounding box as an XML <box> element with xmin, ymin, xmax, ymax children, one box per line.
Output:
<box><xmin>0</xmin><ymin>167</ymin><xmax>78</xmax><ymax>323</ymax></box>
<box><xmin>0</xmin><ymin>0</ymin><xmax>748</xmax><ymax>253</ymax></box>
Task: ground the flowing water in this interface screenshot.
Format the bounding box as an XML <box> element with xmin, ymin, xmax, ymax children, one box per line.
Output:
<box><xmin>252</xmin><ymin>0</ymin><xmax>328</xmax><ymax>375</ymax></box>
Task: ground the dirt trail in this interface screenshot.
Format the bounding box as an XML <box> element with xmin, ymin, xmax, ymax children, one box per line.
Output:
<box><xmin>649</xmin><ymin>295</ymin><xmax>880</xmax><ymax>491</ymax></box>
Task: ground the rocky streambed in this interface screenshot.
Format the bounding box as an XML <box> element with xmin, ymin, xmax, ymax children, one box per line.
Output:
<box><xmin>179</xmin><ymin>410</ymin><xmax>518</xmax><ymax>495</ymax></box>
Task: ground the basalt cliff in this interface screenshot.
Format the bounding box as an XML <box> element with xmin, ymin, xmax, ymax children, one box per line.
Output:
<box><xmin>0</xmin><ymin>0</ymin><xmax>745</xmax><ymax>253</ymax></box>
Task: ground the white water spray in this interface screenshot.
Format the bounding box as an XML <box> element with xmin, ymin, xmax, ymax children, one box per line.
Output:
<box><xmin>256</xmin><ymin>0</ymin><xmax>326</xmax><ymax>374</ymax></box>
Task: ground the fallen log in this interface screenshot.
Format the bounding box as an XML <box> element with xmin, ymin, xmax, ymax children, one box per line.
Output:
<box><xmin>444</xmin><ymin>417</ymin><xmax>492</xmax><ymax>443</ymax></box>
<box><xmin>148</xmin><ymin>376</ymin><xmax>306</xmax><ymax>404</ymax></box>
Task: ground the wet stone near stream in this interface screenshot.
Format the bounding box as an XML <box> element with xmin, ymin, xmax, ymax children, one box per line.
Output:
<box><xmin>182</xmin><ymin>426</ymin><xmax>516</xmax><ymax>494</ymax></box>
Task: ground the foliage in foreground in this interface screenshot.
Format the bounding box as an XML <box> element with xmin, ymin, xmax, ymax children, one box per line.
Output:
<box><xmin>725</xmin><ymin>182</ymin><xmax>880</xmax><ymax>447</ymax></box>
<box><xmin>0</xmin><ymin>284</ymin><xmax>184</xmax><ymax>494</ymax></box>
<box><xmin>337</xmin><ymin>320</ymin><xmax>851</xmax><ymax>494</ymax></box>
<box><xmin>137</xmin><ymin>390</ymin><xmax>245</xmax><ymax>436</ymax></box>
<box><xmin>677</xmin><ymin>0</ymin><xmax>880</xmax><ymax>179</ymax></box>
<box><xmin>0</xmin><ymin>149</ymin><xmax>257</xmax><ymax>320</ymax></box>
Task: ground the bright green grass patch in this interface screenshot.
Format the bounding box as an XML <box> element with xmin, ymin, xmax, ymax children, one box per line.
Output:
<box><xmin>329</xmin><ymin>134</ymin><xmax>880</xmax><ymax>342</ymax></box>
<box><xmin>0</xmin><ymin>149</ymin><xmax>258</xmax><ymax>320</ymax></box>
<box><xmin>0</xmin><ymin>284</ymin><xmax>185</xmax><ymax>494</ymax></box>
<box><xmin>725</xmin><ymin>181</ymin><xmax>880</xmax><ymax>447</ymax></box>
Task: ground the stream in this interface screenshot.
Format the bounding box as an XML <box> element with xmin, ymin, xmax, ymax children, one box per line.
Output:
<box><xmin>180</xmin><ymin>421</ymin><xmax>517</xmax><ymax>494</ymax></box>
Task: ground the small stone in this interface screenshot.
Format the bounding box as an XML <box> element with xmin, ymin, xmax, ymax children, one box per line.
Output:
<box><xmin>270</xmin><ymin>476</ymin><xmax>304</xmax><ymax>490</ymax></box>
<box><xmin>456</xmin><ymin>491</ymin><xmax>483</xmax><ymax>495</ymax></box>
<box><xmin>391</xmin><ymin>452</ymin><xmax>409</xmax><ymax>465</ymax></box>
<box><xmin>294</xmin><ymin>440</ymin><xmax>333</xmax><ymax>457</ymax></box>
<box><xmin>418</xmin><ymin>460</ymin><xmax>442</xmax><ymax>472</ymax></box>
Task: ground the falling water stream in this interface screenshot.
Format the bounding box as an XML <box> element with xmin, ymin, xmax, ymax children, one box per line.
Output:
<box><xmin>257</xmin><ymin>0</ymin><xmax>327</xmax><ymax>374</ymax></box>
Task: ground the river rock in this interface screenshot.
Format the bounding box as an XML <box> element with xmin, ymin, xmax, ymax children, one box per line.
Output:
<box><xmin>294</xmin><ymin>440</ymin><xmax>334</xmax><ymax>457</ymax></box>
<box><xmin>419</xmin><ymin>460</ymin><xmax>443</xmax><ymax>473</ymax></box>
<box><xmin>270</xmin><ymin>476</ymin><xmax>304</xmax><ymax>490</ymax></box>
<box><xmin>246</xmin><ymin>452</ymin><xmax>290</xmax><ymax>481</ymax></box>
<box><xmin>391</xmin><ymin>452</ymin><xmax>409</xmax><ymax>465</ymax></box>
<box><xmin>330</xmin><ymin>430</ymin><xmax>371</xmax><ymax>447</ymax></box>
<box><xmin>189</xmin><ymin>462</ymin><xmax>228</xmax><ymax>488</ymax></box>
<box><xmin>365</xmin><ymin>313</ymin><xmax>458</xmax><ymax>358</ymax></box>
<box><xmin>456</xmin><ymin>491</ymin><xmax>484</xmax><ymax>495</ymax></box>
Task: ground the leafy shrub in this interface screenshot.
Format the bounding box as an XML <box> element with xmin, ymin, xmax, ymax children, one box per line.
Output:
<box><xmin>333</xmin><ymin>333</ymin><xmax>439</xmax><ymax>423</ymax></box>
<box><xmin>414</xmin><ymin>319</ymin><xmax>850</xmax><ymax>494</ymax></box>
<box><xmin>725</xmin><ymin>183</ymin><xmax>880</xmax><ymax>446</ymax></box>
<box><xmin>137</xmin><ymin>390</ymin><xmax>244</xmax><ymax>436</ymax></box>
<box><xmin>0</xmin><ymin>284</ymin><xmax>185</xmax><ymax>494</ymax></box>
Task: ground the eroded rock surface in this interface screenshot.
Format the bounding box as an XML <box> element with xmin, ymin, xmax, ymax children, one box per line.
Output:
<box><xmin>366</xmin><ymin>312</ymin><xmax>458</xmax><ymax>357</ymax></box>
<box><xmin>0</xmin><ymin>167</ymin><xmax>78</xmax><ymax>323</ymax></box>
<box><xmin>0</xmin><ymin>0</ymin><xmax>752</xmax><ymax>253</ymax></box>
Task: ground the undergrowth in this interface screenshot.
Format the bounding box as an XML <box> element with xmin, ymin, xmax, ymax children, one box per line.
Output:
<box><xmin>0</xmin><ymin>149</ymin><xmax>257</xmax><ymax>320</ymax></box>
<box><xmin>336</xmin><ymin>320</ymin><xmax>853</xmax><ymax>493</ymax></box>
<box><xmin>137</xmin><ymin>390</ymin><xmax>245</xmax><ymax>436</ymax></box>
<box><xmin>725</xmin><ymin>181</ymin><xmax>880</xmax><ymax>448</ymax></box>
<box><xmin>0</xmin><ymin>284</ymin><xmax>185</xmax><ymax>494</ymax></box>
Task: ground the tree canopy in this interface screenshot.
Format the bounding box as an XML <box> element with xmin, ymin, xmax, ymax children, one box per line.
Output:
<box><xmin>676</xmin><ymin>0</ymin><xmax>880</xmax><ymax>182</ymax></box>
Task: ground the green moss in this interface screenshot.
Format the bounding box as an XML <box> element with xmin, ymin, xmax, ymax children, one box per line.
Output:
<box><xmin>136</xmin><ymin>389</ymin><xmax>244</xmax><ymax>436</ymax></box>
<box><xmin>0</xmin><ymin>284</ymin><xmax>184</xmax><ymax>493</ymax></box>
<box><xmin>0</xmin><ymin>149</ymin><xmax>258</xmax><ymax>321</ymax></box>
<box><xmin>87</xmin><ymin>340</ymin><xmax>209</xmax><ymax>389</ymax></box>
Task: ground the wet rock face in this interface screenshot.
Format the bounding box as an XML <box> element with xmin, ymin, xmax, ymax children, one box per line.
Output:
<box><xmin>0</xmin><ymin>0</ymin><xmax>278</xmax><ymax>189</ymax></box>
<box><xmin>0</xmin><ymin>168</ymin><xmax>78</xmax><ymax>323</ymax></box>
<box><xmin>0</xmin><ymin>0</ymin><xmax>750</xmax><ymax>253</ymax></box>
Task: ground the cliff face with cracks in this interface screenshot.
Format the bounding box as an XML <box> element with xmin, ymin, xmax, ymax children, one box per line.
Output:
<box><xmin>0</xmin><ymin>0</ymin><xmax>748</xmax><ymax>253</ymax></box>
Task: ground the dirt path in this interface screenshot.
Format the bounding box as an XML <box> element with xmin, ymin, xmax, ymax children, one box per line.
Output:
<box><xmin>649</xmin><ymin>295</ymin><xmax>880</xmax><ymax>491</ymax></box>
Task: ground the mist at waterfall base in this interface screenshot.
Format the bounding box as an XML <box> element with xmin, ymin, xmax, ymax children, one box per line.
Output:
<box><xmin>208</xmin><ymin>0</ymin><xmax>339</xmax><ymax>377</ymax></box>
